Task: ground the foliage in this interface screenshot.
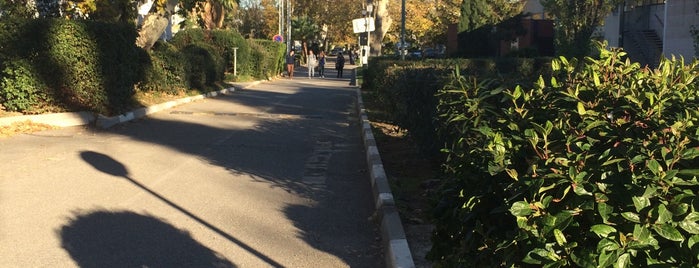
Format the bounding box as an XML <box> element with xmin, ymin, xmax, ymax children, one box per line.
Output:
<box><xmin>429</xmin><ymin>43</ymin><xmax>699</xmax><ymax>267</ymax></box>
<box><xmin>362</xmin><ymin>56</ymin><xmax>551</xmax><ymax>159</ymax></box>
<box><xmin>138</xmin><ymin>41</ymin><xmax>188</xmax><ymax>94</ymax></box>
<box><xmin>458</xmin><ymin>0</ymin><xmax>524</xmax><ymax>32</ymax></box>
<box><xmin>0</xmin><ymin>59</ymin><xmax>47</xmax><ymax>112</ymax></box>
<box><xmin>247</xmin><ymin>40</ymin><xmax>285</xmax><ymax>79</ymax></box>
<box><xmin>0</xmin><ymin>0</ymin><xmax>36</xmax><ymax>19</ymax></box>
<box><xmin>541</xmin><ymin>0</ymin><xmax>623</xmax><ymax>58</ymax></box>
<box><xmin>181</xmin><ymin>41</ymin><xmax>225</xmax><ymax>90</ymax></box>
<box><xmin>210</xmin><ymin>29</ymin><xmax>250</xmax><ymax>75</ymax></box>
<box><xmin>0</xmin><ymin>19</ymin><xmax>284</xmax><ymax>115</ymax></box>
<box><xmin>0</xmin><ymin>19</ymin><xmax>142</xmax><ymax>115</ymax></box>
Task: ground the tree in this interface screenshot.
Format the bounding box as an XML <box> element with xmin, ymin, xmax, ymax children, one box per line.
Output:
<box><xmin>458</xmin><ymin>0</ymin><xmax>524</xmax><ymax>32</ymax></box>
<box><xmin>541</xmin><ymin>0</ymin><xmax>623</xmax><ymax>58</ymax></box>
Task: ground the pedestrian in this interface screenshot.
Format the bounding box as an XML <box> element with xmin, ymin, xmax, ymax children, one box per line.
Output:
<box><xmin>348</xmin><ymin>48</ymin><xmax>355</xmax><ymax>65</ymax></box>
<box><xmin>318</xmin><ymin>51</ymin><xmax>326</xmax><ymax>78</ymax></box>
<box><xmin>307</xmin><ymin>50</ymin><xmax>317</xmax><ymax>79</ymax></box>
<box><xmin>286</xmin><ymin>50</ymin><xmax>295</xmax><ymax>79</ymax></box>
<box><xmin>336</xmin><ymin>52</ymin><xmax>345</xmax><ymax>78</ymax></box>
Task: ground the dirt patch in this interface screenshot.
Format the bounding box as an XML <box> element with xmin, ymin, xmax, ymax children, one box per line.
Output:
<box><xmin>0</xmin><ymin>120</ymin><xmax>58</xmax><ymax>138</ymax></box>
<box><xmin>366</xmin><ymin>115</ymin><xmax>439</xmax><ymax>267</ymax></box>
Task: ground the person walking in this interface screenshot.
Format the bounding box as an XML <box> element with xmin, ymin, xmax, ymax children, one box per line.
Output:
<box><xmin>307</xmin><ymin>50</ymin><xmax>317</xmax><ymax>79</ymax></box>
<box><xmin>336</xmin><ymin>52</ymin><xmax>345</xmax><ymax>78</ymax></box>
<box><xmin>286</xmin><ymin>50</ymin><xmax>295</xmax><ymax>79</ymax></box>
<box><xmin>318</xmin><ymin>51</ymin><xmax>326</xmax><ymax>78</ymax></box>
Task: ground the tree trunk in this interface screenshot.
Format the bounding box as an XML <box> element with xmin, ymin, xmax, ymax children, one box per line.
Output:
<box><xmin>372</xmin><ymin>0</ymin><xmax>392</xmax><ymax>56</ymax></box>
<box><xmin>136</xmin><ymin>14</ymin><xmax>170</xmax><ymax>50</ymax></box>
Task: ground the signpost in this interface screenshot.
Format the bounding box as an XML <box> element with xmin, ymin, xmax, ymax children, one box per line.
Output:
<box><xmin>352</xmin><ymin>5</ymin><xmax>374</xmax><ymax>67</ymax></box>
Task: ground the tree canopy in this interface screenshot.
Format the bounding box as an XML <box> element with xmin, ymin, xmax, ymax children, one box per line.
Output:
<box><xmin>541</xmin><ymin>0</ymin><xmax>624</xmax><ymax>58</ymax></box>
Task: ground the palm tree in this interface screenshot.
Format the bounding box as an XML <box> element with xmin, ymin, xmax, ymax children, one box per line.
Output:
<box><xmin>291</xmin><ymin>15</ymin><xmax>319</xmax><ymax>62</ymax></box>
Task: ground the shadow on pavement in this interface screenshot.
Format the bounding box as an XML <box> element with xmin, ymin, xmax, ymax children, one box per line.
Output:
<box><xmin>77</xmin><ymin>150</ymin><xmax>285</xmax><ymax>267</ymax></box>
<box><xmin>81</xmin><ymin>83</ymin><xmax>380</xmax><ymax>266</ymax></box>
<box><xmin>58</xmin><ymin>210</ymin><xmax>236</xmax><ymax>268</ymax></box>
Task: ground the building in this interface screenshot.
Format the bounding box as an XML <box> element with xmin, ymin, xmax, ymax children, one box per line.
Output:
<box><xmin>603</xmin><ymin>0</ymin><xmax>698</xmax><ymax>67</ymax></box>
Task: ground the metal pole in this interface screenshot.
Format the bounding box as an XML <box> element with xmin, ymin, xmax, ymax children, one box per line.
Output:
<box><xmin>401</xmin><ymin>0</ymin><xmax>406</xmax><ymax>60</ymax></box>
<box><xmin>233</xmin><ymin>47</ymin><xmax>238</xmax><ymax>76</ymax></box>
<box><xmin>287</xmin><ymin>0</ymin><xmax>292</xmax><ymax>53</ymax></box>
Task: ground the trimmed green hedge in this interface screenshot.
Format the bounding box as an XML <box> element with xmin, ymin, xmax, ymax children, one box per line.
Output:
<box><xmin>0</xmin><ymin>20</ymin><xmax>284</xmax><ymax>115</ymax></box>
<box><xmin>362</xmin><ymin>56</ymin><xmax>552</xmax><ymax>159</ymax></box>
<box><xmin>0</xmin><ymin>19</ymin><xmax>142</xmax><ymax>115</ymax></box>
<box><xmin>365</xmin><ymin>45</ymin><xmax>699</xmax><ymax>267</ymax></box>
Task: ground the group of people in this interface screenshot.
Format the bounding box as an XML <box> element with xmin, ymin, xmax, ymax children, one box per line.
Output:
<box><xmin>285</xmin><ymin>49</ymin><xmax>347</xmax><ymax>79</ymax></box>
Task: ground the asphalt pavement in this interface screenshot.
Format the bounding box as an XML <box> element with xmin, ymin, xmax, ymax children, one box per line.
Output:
<box><xmin>0</xmin><ymin>64</ymin><xmax>415</xmax><ymax>267</ymax></box>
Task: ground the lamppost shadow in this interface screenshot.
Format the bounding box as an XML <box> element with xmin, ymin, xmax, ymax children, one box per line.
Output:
<box><xmin>76</xmin><ymin>150</ymin><xmax>284</xmax><ymax>268</ymax></box>
<box><xmin>58</xmin><ymin>210</ymin><xmax>236</xmax><ymax>268</ymax></box>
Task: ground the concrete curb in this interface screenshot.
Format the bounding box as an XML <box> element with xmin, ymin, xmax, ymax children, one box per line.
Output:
<box><xmin>354</xmin><ymin>69</ymin><xmax>416</xmax><ymax>268</ymax></box>
<box><xmin>0</xmin><ymin>81</ymin><xmax>263</xmax><ymax>129</ymax></box>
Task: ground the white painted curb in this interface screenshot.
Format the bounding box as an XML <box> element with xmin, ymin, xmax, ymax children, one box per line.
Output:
<box><xmin>354</xmin><ymin>68</ymin><xmax>416</xmax><ymax>268</ymax></box>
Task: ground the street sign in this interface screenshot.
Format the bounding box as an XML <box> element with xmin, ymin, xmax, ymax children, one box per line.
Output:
<box><xmin>352</xmin><ymin>18</ymin><xmax>375</xmax><ymax>33</ymax></box>
<box><xmin>273</xmin><ymin>34</ymin><xmax>283</xmax><ymax>42</ymax></box>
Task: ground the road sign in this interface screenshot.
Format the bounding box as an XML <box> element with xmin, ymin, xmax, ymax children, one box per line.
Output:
<box><xmin>273</xmin><ymin>34</ymin><xmax>283</xmax><ymax>42</ymax></box>
<box><xmin>352</xmin><ymin>18</ymin><xmax>375</xmax><ymax>33</ymax></box>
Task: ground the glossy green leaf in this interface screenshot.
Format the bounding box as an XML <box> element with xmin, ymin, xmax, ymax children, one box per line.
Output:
<box><xmin>688</xmin><ymin>234</ymin><xmax>699</xmax><ymax>251</ymax></box>
<box><xmin>655</xmin><ymin>204</ymin><xmax>672</xmax><ymax>224</ymax></box>
<box><xmin>679</xmin><ymin>220</ymin><xmax>699</xmax><ymax>234</ymax></box>
<box><xmin>677</xmin><ymin>169</ymin><xmax>699</xmax><ymax>176</ymax></box>
<box><xmin>523</xmin><ymin>248</ymin><xmax>549</xmax><ymax>264</ymax></box>
<box><xmin>598</xmin><ymin>203</ymin><xmax>613</xmax><ymax>223</ymax></box>
<box><xmin>510</xmin><ymin>201</ymin><xmax>532</xmax><ymax>216</ymax></box>
<box><xmin>597</xmin><ymin>237</ymin><xmax>620</xmax><ymax>252</ymax></box>
<box><xmin>653</xmin><ymin>224</ymin><xmax>685</xmax><ymax>242</ymax></box>
<box><xmin>647</xmin><ymin>159</ymin><xmax>662</xmax><ymax>176</ymax></box>
<box><xmin>615</xmin><ymin>253</ymin><xmax>630</xmax><ymax>268</ymax></box>
<box><xmin>632</xmin><ymin>196</ymin><xmax>650</xmax><ymax>212</ymax></box>
<box><xmin>597</xmin><ymin>248</ymin><xmax>617</xmax><ymax>267</ymax></box>
<box><xmin>591</xmin><ymin>224</ymin><xmax>617</xmax><ymax>238</ymax></box>
<box><xmin>621</xmin><ymin>212</ymin><xmax>641</xmax><ymax>223</ymax></box>
<box><xmin>554</xmin><ymin>229</ymin><xmax>567</xmax><ymax>246</ymax></box>
<box><xmin>577</xmin><ymin>102</ymin><xmax>586</xmax><ymax>115</ymax></box>
<box><xmin>681</xmin><ymin>147</ymin><xmax>699</xmax><ymax>160</ymax></box>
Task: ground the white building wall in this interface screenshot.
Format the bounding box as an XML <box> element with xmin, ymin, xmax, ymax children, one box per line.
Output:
<box><xmin>603</xmin><ymin>6</ymin><xmax>622</xmax><ymax>47</ymax></box>
<box><xmin>663</xmin><ymin>0</ymin><xmax>698</xmax><ymax>59</ymax></box>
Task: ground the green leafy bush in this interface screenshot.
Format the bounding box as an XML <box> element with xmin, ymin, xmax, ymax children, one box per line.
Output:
<box><xmin>0</xmin><ymin>59</ymin><xmax>47</xmax><ymax>112</ymax></box>
<box><xmin>169</xmin><ymin>28</ymin><xmax>206</xmax><ymax>49</ymax></box>
<box><xmin>210</xmin><ymin>29</ymin><xmax>250</xmax><ymax>76</ymax></box>
<box><xmin>430</xmin><ymin>45</ymin><xmax>699</xmax><ymax>267</ymax></box>
<box><xmin>181</xmin><ymin>42</ymin><xmax>224</xmax><ymax>90</ymax></box>
<box><xmin>0</xmin><ymin>19</ymin><xmax>142</xmax><ymax>115</ymax></box>
<box><xmin>138</xmin><ymin>41</ymin><xmax>188</xmax><ymax>93</ymax></box>
<box><xmin>362</xmin><ymin>57</ymin><xmax>551</xmax><ymax>158</ymax></box>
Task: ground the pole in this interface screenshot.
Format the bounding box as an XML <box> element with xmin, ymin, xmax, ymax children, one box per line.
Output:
<box><xmin>287</xmin><ymin>0</ymin><xmax>292</xmax><ymax>53</ymax></box>
<box><xmin>367</xmin><ymin>3</ymin><xmax>373</xmax><ymax>63</ymax></box>
<box><xmin>400</xmin><ymin>0</ymin><xmax>406</xmax><ymax>60</ymax></box>
<box><xmin>233</xmin><ymin>47</ymin><xmax>238</xmax><ymax>76</ymax></box>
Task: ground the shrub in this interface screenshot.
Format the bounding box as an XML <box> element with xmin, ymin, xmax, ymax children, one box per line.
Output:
<box><xmin>169</xmin><ymin>28</ymin><xmax>207</xmax><ymax>49</ymax></box>
<box><xmin>0</xmin><ymin>19</ymin><xmax>141</xmax><ymax>115</ymax></box>
<box><xmin>429</xmin><ymin>45</ymin><xmax>699</xmax><ymax>267</ymax></box>
<box><xmin>181</xmin><ymin>42</ymin><xmax>225</xmax><ymax>90</ymax></box>
<box><xmin>0</xmin><ymin>59</ymin><xmax>47</xmax><ymax>112</ymax></box>
<box><xmin>138</xmin><ymin>41</ymin><xmax>188</xmax><ymax>94</ymax></box>
<box><xmin>210</xmin><ymin>29</ymin><xmax>250</xmax><ymax>76</ymax></box>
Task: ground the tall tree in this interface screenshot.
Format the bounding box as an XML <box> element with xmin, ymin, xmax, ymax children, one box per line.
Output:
<box><xmin>541</xmin><ymin>0</ymin><xmax>623</xmax><ymax>58</ymax></box>
<box><xmin>458</xmin><ymin>0</ymin><xmax>524</xmax><ymax>32</ymax></box>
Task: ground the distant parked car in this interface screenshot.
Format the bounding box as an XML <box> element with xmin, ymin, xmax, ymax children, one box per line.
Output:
<box><xmin>424</xmin><ymin>48</ymin><xmax>444</xmax><ymax>59</ymax></box>
<box><xmin>330</xmin><ymin>47</ymin><xmax>345</xmax><ymax>56</ymax></box>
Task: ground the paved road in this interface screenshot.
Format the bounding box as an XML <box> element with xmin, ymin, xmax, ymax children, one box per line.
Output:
<box><xmin>0</xmin><ymin>72</ymin><xmax>383</xmax><ymax>267</ymax></box>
